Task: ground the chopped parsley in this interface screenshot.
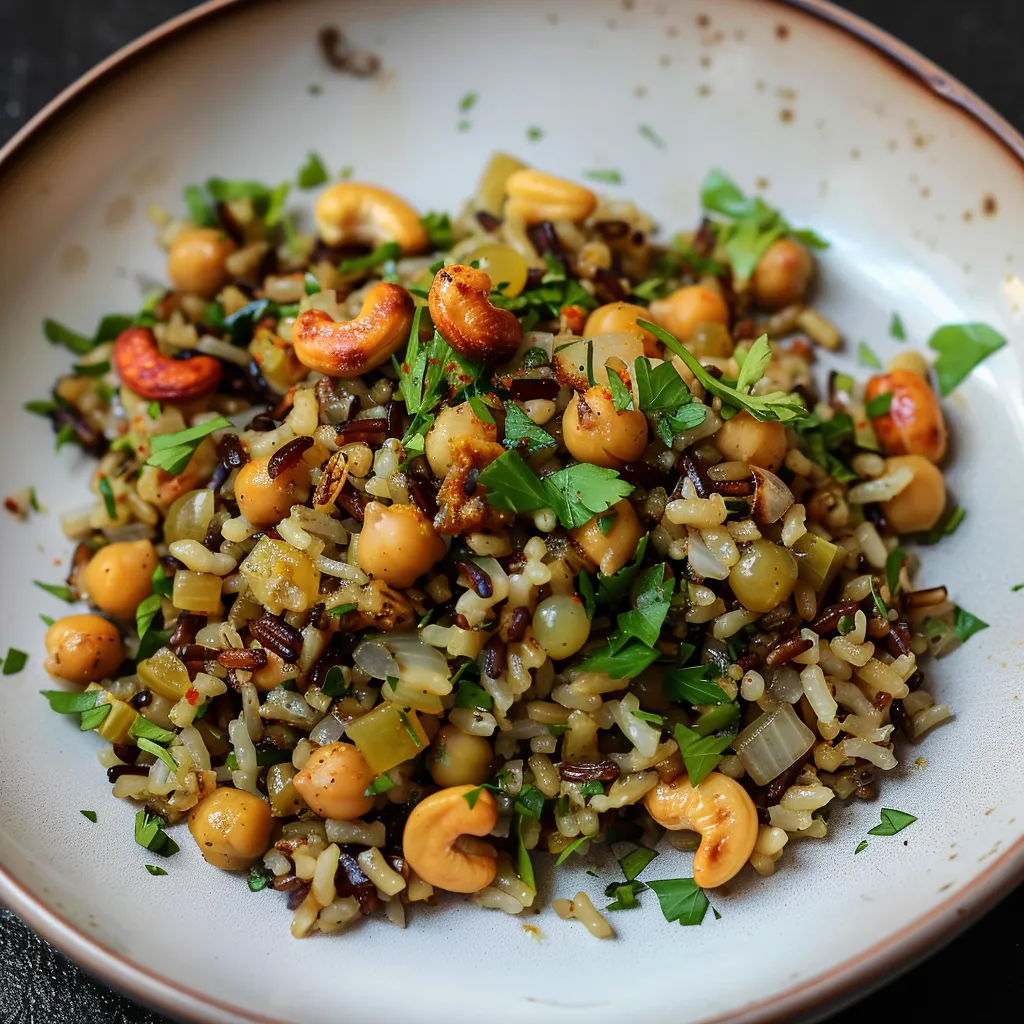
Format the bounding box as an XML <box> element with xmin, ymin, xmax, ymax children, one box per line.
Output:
<box><xmin>43</xmin><ymin>314</ymin><xmax>132</xmax><ymax>356</ymax></box>
<box><xmin>674</xmin><ymin>723</ymin><xmax>735</xmax><ymax>787</ymax></box>
<box><xmin>296</xmin><ymin>152</ymin><xmax>330</xmax><ymax>189</ymax></box>
<box><xmin>2</xmin><ymin>648</ymin><xmax>28</xmax><ymax>676</ymax></box>
<box><xmin>645</xmin><ymin>877</ymin><xmax>710</xmax><ymax>926</ymax></box>
<box><xmin>889</xmin><ymin>312</ymin><xmax>906</xmax><ymax>340</ymax></box>
<box><xmin>454</xmin><ymin>677</ymin><xmax>494</xmax><ymax>712</ymax></box>
<box><xmin>183</xmin><ymin>184</ymin><xmax>216</xmax><ymax>226</ymax></box>
<box><xmin>854</xmin><ymin>840</ymin><xmax>868</xmax><ymax>854</ymax></box>
<box><xmin>594</xmin><ymin>535</ymin><xmax>650</xmax><ymax>605</ymax></box>
<box><xmin>663</xmin><ymin>663</ymin><xmax>727</xmax><ymax>705</ymax></box>
<box><xmin>837</xmin><ymin>614</ymin><xmax>854</xmax><ymax>635</ymax></box>
<box><xmin>134</xmin><ymin>810</ymin><xmax>179</xmax><ymax>857</ymax></box>
<box><xmin>80</xmin><ymin>810</ymin><xmax>97</xmax><ymax>823</ymax></box>
<box><xmin>514</xmin><ymin>784</ymin><xmax>546</xmax><ymax>820</ymax></box>
<box><xmin>364</xmin><ymin>774</ymin><xmax>396</xmax><ymax>796</ymax></box>
<box><xmin>857</xmin><ymin>341</ymin><xmax>883</xmax><ymax>369</ymax></box>
<box><xmin>501</xmin><ymin>402</ymin><xmax>556</xmax><ymax>454</ymax></box>
<box><xmin>554</xmin><ymin>835</ymin><xmax>589</xmax><ymax>866</ymax></box>
<box><xmin>1012</xmin><ymin>584</ymin><xmax>1024</xmax><ymax>593</ymax></box>
<box><xmin>421</xmin><ymin>211</ymin><xmax>454</xmax><ymax>251</ymax></box>
<box><xmin>952</xmin><ymin>605</ymin><xmax>989</xmax><ymax>643</ymax></box>
<box><xmin>151</xmin><ymin>564</ymin><xmax>174</xmax><ymax>600</ymax></box>
<box><xmin>605</xmin><ymin>882</ymin><xmax>642</xmax><ymax>911</ymax></box>
<box><xmin>135</xmin><ymin>591</ymin><xmax>167</xmax><ymax>663</ymax></box>
<box><xmin>397</xmin><ymin>708</ymin><xmax>422</xmax><ymax>748</ymax></box>
<box><xmin>916</xmin><ymin>505</ymin><xmax>965</xmax><ymax>545</ymax></box>
<box><xmin>145</xmin><ymin>416</ymin><xmax>233</xmax><ymax>476</ymax></box>
<box><xmin>526</xmin><ymin>126</ymin><xmax>544</xmax><ymax>141</ymax></box>
<box><xmin>607</xmin><ymin>367</ymin><xmax>634</xmax><ymax>411</ymax></box>
<box><xmin>248</xmin><ymin>864</ymin><xmax>272</xmax><ymax>891</ymax></box>
<box><xmin>34</xmin><ymin>580</ymin><xmax>76</xmax><ymax>603</ymax></box>
<box><xmin>609</xmin><ymin>564</ymin><xmax>675</xmax><ymax>650</ymax></box>
<box><xmin>128</xmin><ymin>716</ymin><xmax>176</xmax><ymax>745</ymax></box>
<box><xmin>867</xmin><ymin>808</ymin><xmax>917</xmax><ymax>836</ymax></box>
<box><xmin>97</xmin><ymin>475</ymin><xmax>117</xmax><ymax>520</ymax></box>
<box><xmin>458</xmin><ymin>91</ymin><xmax>478</xmax><ymax>111</ymax></box>
<box><xmin>514</xmin><ymin>814</ymin><xmax>536</xmax><ymax>892</ymax></box>
<box><xmin>584</xmin><ymin>169</ymin><xmax>623</xmax><ymax>184</ymax></box>
<box><xmin>638</xmin><ymin>124</ymin><xmax>666</xmax><ymax>149</ymax></box>
<box><xmin>339</xmin><ymin>241</ymin><xmax>402</xmax><ymax>276</ymax></box>
<box><xmin>137</xmin><ymin>736</ymin><xmax>178</xmax><ymax>774</ymax></box>
<box><xmin>618</xmin><ymin>846</ymin><xmax>659</xmax><ymax>882</ymax></box>
<box><xmin>885</xmin><ymin>546</ymin><xmax>907</xmax><ymax>596</ymax></box>
<box><xmin>927</xmin><ymin>322</ymin><xmax>1007</xmax><ymax>396</ymax></box>
<box><xmin>574</xmin><ymin>639</ymin><xmax>660</xmax><ymax>680</ymax></box>
<box><xmin>865</xmin><ymin>392</ymin><xmax>893</xmax><ymax>418</ymax></box>
<box><xmin>147</xmin><ymin>400</ymin><xmax>162</xmax><ymax>419</ymax></box>
<box><xmin>42</xmin><ymin>318</ymin><xmax>89</xmax><ymax>354</ymax></box>
<box><xmin>145</xmin><ymin>865</ymin><xmax>169</xmax><ymax>876</ymax></box>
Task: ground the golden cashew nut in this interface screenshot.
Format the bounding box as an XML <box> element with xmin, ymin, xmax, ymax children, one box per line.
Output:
<box><xmin>402</xmin><ymin>784</ymin><xmax>498</xmax><ymax>893</ymax></box>
<box><xmin>315</xmin><ymin>182</ymin><xmax>428</xmax><ymax>255</ymax></box>
<box><xmin>428</xmin><ymin>264</ymin><xmax>522</xmax><ymax>363</ymax></box>
<box><xmin>504</xmin><ymin>169</ymin><xmax>598</xmax><ymax>225</ymax></box>
<box><xmin>292</xmin><ymin>283</ymin><xmax>415</xmax><ymax>377</ymax></box>
<box><xmin>644</xmin><ymin>771</ymin><xmax>758</xmax><ymax>888</ymax></box>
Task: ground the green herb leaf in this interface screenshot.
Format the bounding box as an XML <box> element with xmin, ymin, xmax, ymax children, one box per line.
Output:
<box><xmin>477</xmin><ymin>450</ymin><xmax>551</xmax><ymax>513</ymax></box>
<box><xmin>865</xmin><ymin>392</ymin><xmax>893</xmax><ymax>418</ymax></box>
<box><xmin>692</xmin><ymin>701</ymin><xmax>740</xmax><ymax>737</ymax></box>
<box><xmin>595</xmin><ymin>535</ymin><xmax>650</xmax><ymax>605</ymax></box>
<box><xmin>151</xmin><ymin>565</ymin><xmax>173</xmax><ymax>601</ymax></box>
<box><xmin>633</xmin><ymin>356</ymin><xmax>691</xmax><ymax>412</ymax></box>
<box><xmin>34</xmin><ymin>580</ymin><xmax>76</xmax><ymax>602</ymax></box>
<box><xmin>79</xmin><ymin>703</ymin><xmax>112</xmax><ymax>731</ymax></box>
<box><xmin>577</xmin><ymin>781</ymin><xmax>604</xmax><ymax>797</ymax></box>
<box><xmin>915</xmin><ymin>505</ymin><xmax>965</xmax><ymax>545</ymax></box>
<box><xmin>137</xmin><ymin>736</ymin><xmax>178</xmax><ymax>774</ymax></box>
<box><xmin>869</xmin><ymin>578</ymin><xmax>887</xmax><ymax>618</ymax></box>
<box><xmin>514</xmin><ymin>814</ymin><xmax>536</xmax><ymax>891</ymax></box>
<box><xmin>735</xmin><ymin>336</ymin><xmax>773</xmax><ymax>394</ymax></box>
<box><xmin>128</xmin><ymin>716</ymin><xmax>176</xmax><ymax>745</ymax></box>
<box><xmin>952</xmin><ymin>605</ymin><xmax>989</xmax><ymax>643</ymax></box>
<box><xmin>837</xmin><ymin>615</ymin><xmax>854</xmax><ymax>635</ymax></box>
<box><xmin>605</xmin><ymin>883</ymin><xmax>642</xmax><ymax>911</ymax></box>
<box><xmin>338</xmin><ymin>241</ymin><xmax>402</xmax><ymax>276</ymax></box>
<box><xmin>364</xmin><ymin>774</ymin><xmax>396</xmax><ymax>796</ymax></box>
<box><xmin>575</xmin><ymin>639</ymin><xmax>661</xmax><ymax>680</ymax></box>
<box><xmin>39</xmin><ymin>615</ymin><xmax>55</xmax><ymax>627</ymax></box>
<box><xmin>42</xmin><ymin>689</ymin><xmax>99</xmax><ymax>714</ymax></box>
<box><xmin>248</xmin><ymin>865</ymin><xmax>271</xmax><ymax>891</ymax></box>
<box><xmin>501</xmin><ymin>402</ymin><xmax>557</xmax><ymax>454</ymax></box>
<box><xmin>646</xmin><ymin>877</ymin><xmax>710</xmax><ymax>926</ymax></box>
<box><xmin>2</xmin><ymin>648</ymin><xmax>28</xmax><ymax>676</ymax></box>
<box><xmin>397</xmin><ymin>708</ymin><xmax>422</xmax><ymax>748</ymax></box>
<box><xmin>97</xmin><ymin>475</ymin><xmax>117</xmax><ymax>520</ymax></box>
<box><xmin>540</xmin><ymin>463</ymin><xmax>635</xmax><ymax>530</ymax></box>
<box><xmin>607</xmin><ymin>367</ymin><xmax>634</xmax><ymax>412</ymax></box>
<box><xmin>577</xmin><ymin>568</ymin><xmax>597</xmax><ymax>620</ymax></box>
<box><xmin>134</xmin><ymin>810</ymin><xmax>179</xmax><ymax>857</ymax></box>
<box><xmin>145</xmin><ymin>416</ymin><xmax>232</xmax><ymax>476</ymax></box>
<box><xmin>885</xmin><ymin>546</ymin><xmax>907</xmax><ymax>597</ymax></box>
<box><xmin>297</xmin><ymin>152</ymin><xmax>330</xmax><ymax>189</ymax></box>
<box><xmin>867</xmin><ymin>808</ymin><xmax>917</xmax><ymax>836</ymax></box>
<box><xmin>72</xmin><ymin>359</ymin><xmax>112</xmax><ymax>378</ymax></box>
<box><xmin>183</xmin><ymin>184</ymin><xmax>216</xmax><ymax>227</ymax></box>
<box><xmin>80</xmin><ymin>810</ymin><xmax>97</xmax><ymax>823</ymax></box>
<box><xmin>320</xmin><ymin>665</ymin><xmax>348</xmax><ymax>698</ymax></box>
<box><xmin>854</xmin><ymin>839</ymin><xmax>868</xmax><ymax>854</ymax></box>
<box><xmin>857</xmin><ymin>341</ymin><xmax>883</xmax><ymax>369</ymax></box>
<box><xmin>610</xmin><ymin>564</ymin><xmax>675</xmax><ymax>649</ymax></box>
<box><xmin>642</xmin><ymin>322</ymin><xmax>807</xmax><ymax>423</ymax></box>
<box><xmin>145</xmin><ymin>864</ymin><xmax>169</xmax><ymax>876</ymax></box>
<box><xmin>25</xmin><ymin>398</ymin><xmax>65</xmax><ymax>416</ymax></box>
<box><xmin>663</xmin><ymin>664</ymin><xmax>727</xmax><ymax>705</ymax></box>
<box><xmin>135</xmin><ymin>592</ymin><xmax>163</xmax><ymax>660</ymax></box>
<box><xmin>527</xmin><ymin>126</ymin><xmax>544</xmax><ymax>141</ymax></box>
<box><xmin>514</xmin><ymin>784</ymin><xmax>546</xmax><ymax>820</ymax></box>
<box><xmin>421</xmin><ymin>211</ymin><xmax>454</xmax><ymax>251</ymax></box>
<box><xmin>554</xmin><ymin>835</ymin><xmax>589</xmax><ymax>866</ymax></box>
<box><xmin>222</xmin><ymin>298</ymin><xmax>274</xmax><ymax>345</ymax></box>
<box><xmin>455</xmin><ymin>677</ymin><xmax>493</xmax><ymax>712</ymax></box>
<box><xmin>927</xmin><ymin>322</ymin><xmax>1006</xmax><ymax>396</ymax></box>
<box><xmin>889</xmin><ymin>312</ymin><xmax>906</xmax><ymax>340</ymax></box>
<box><xmin>584</xmin><ymin>169</ymin><xmax>623</xmax><ymax>184</ymax></box>
<box><xmin>638</xmin><ymin>124</ymin><xmax>666</xmax><ymax>149</ymax></box>
<box><xmin>458</xmin><ymin>91</ymin><xmax>478</xmax><ymax>111</ymax></box>
<box><xmin>1012</xmin><ymin>584</ymin><xmax>1024</xmax><ymax>593</ymax></box>
<box><xmin>43</xmin><ymin>318</ymin><xmax>93</xmax><ymax>355</ymax></box>
<box><xmin>674</xmin><ymin>724</ymin><xmax>736</xmax><ymax>787</ymax></box>
<box><xmin>325</xmin><ymin>602</ymin><xmax>358</xmax><ymax>618</ymax></box>
<box><xmin>618</xmin><ymin>846</ymin><xmax>658</xmax><ymax>882</ymax></box>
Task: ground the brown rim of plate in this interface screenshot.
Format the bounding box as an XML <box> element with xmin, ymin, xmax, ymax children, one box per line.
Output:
<box><xmin>0</xmin><ymin>1</ymin><xmax>1021</xmax><ymax>1023</ymax></box>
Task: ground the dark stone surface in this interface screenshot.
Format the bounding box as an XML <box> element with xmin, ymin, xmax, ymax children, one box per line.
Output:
<box><xmin>0</xmin><ymin>2</ymin><xmax>1020</xmax><ymax>1022</ymax></box>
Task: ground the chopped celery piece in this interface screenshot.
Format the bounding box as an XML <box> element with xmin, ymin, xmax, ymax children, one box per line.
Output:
<box><xmin>792</xmin><ymin>532</ymin><xmax>840</xmax><ymax>591</ymax></box>
<box><xmin>346</xmin><ymin>703</ymin><xmax>429</xmax><ymax>774</ymax></box>
<box><xmin>137</xmin><ymin>647</ymin><xmax>191</xmax><ymax>701</ymax></box>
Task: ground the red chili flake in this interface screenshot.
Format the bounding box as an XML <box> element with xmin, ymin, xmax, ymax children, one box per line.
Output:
<box><xmin>185</xmin><ymin>687</ymin><xmax>200</xmax><ymax>706</ymax></box>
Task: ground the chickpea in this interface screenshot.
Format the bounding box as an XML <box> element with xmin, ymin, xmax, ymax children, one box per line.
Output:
<box><xmin>562</xmin><ymin>385</ymin><xmax>648</xmax><ymax>469</ymax></box>
<box><xmin>570</xmin><ymin>499</ymin><xmax>643</xmax><ymax>576</ymax></box>
<box><xmin>81</xmin><ymin>540</ymin><xmax>158</xmax><ymax>620</ymax></box>
<box><xmin>865</xmin><ymin>370</ymin><xmax>947</xmax><ymax>463</ymax></box>
<box><xmin>234</xmin><ymin>458</ymin><xmax>311</xmax><ymax>527</ymax></box>
<box><xmin>250</xmin><ymin>650</ymin><xmax>296</xmax><ymax>692</ymax></box>
<box><xmin>464</xmin><ymin>243</ymin><xmax>529</xmax><ymax>298</ymax></box>
<box><xmin>649</xmin><ymin>285</ymin><xmax>730</xmax><ymax>342</ymax></box>
<box><xmin>714</xmin><ymin>410</ymin><xmax>787</xmax><ymax>472</ymax></box>
<box><xmin>188</xmin><ymin>788</ymin><xmax>274</xmax><ymax>870</ymax></box>
<box><xmin>750</xmin><ymin>238</ymin><xmax>814</xmax><ymax>310</ymax></box>
<box><xmin>44</xmin><ymin>614</ymin><xmax>124</xmax><ymax>684</ymax></box>
<box><xmin>167</xmin><ymin>227</ymin><xmax>237</xmax><ymax>296</ymax></box>
<box><xmin>428</xmin><ymin>725</ymin><xmax>494</xmax><ymax>787</ymax></box>
<box><xmin>532</xmin><ymin>594</ymin><xmax>592</xmax><ymax>659</ymax></box>
<box><xmin>357</xmin><ymin>502</ymin><xmax>446</xmax><ymax>588</ymax></box>
<box><xmin>729</xmin><ymin>539</ymin><xmax>798</xmax><ymax>614</ymax></box>
<box><xmin>292</xmin><ymin>742</ymin><xmax>375</xmax><ymax>820</ymax></box>
<box><xmin>880</xmin><ymin>455</ymin><xmax>946</xmax><ymax>533</ymax></box>
<box><xmin>425</xmin><ymin>401</ymin><xmax>498</xmax><ymax>479</ymax></box>
<box><xmin>584</xmin><ymin>302</ymin><xmax>659</xmax><ymax>358</ymax></box>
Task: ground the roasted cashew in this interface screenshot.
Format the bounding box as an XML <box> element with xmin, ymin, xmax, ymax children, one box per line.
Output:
<box><xmin>428</xmin><ymin>264</ymin><xmax>521</xmax><ymax>364</ymax></box>
<box><xmin>644</xmin><ymin>771</ymin><xmax>758</xmax><ymax>888</ymax></box>
<box><xmin>315</xmin><ymin>182</ymin><xmax>428</xmax><ymax>254</ymax></box>
<box><xmin>504</xmin><ymin>169</ymin><xmax>598</xmax><ymax>225</ymax></box>
<box><xmin>113</xmin><ymin>327</ymin><xmax>222</xmax><ymax>401</ymax></box>
<box><xmin>292</xmin><ymin>283</ymin><xmax>415</xmax><ymax>377</ymax></box>
<box><xmin>402</xmin><ymin>784</ymin><xmax>498</xmax><ymax>893</ymax></box>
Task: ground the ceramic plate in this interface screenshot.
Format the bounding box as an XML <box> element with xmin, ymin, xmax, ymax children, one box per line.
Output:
<box><xmin>0</xmin><ymin>2</ymin><xmax>1021</xmax><ymax>1022</ymax></box>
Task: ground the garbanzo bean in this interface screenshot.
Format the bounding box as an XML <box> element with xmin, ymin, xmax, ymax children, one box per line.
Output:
<box><xmin>358</xmin><ymin>502</ymin><xmax>446</xmax><ymax>588</ymax></box>
<box><xmin>44</xmin><ymin>614</ymin><xmax>124</xmax><ymax>684</ymax></box>
<box><xmin>428</xmin><ymin>725</ymin><xmax>494</xmax><ymax>787</ymax></box>
<box><xmin>81</xmin><ymin>540</ymin><xmax>158</xmax><ymax>619</ymax></box>
<box><xmin>880</xmin><ymin>455</ymin><xmax>946</xmax><ymax>533</ymax></box>
<box><xmin>292</xmin><ymin>742</ymin><xmax>375</xmax><ymax>820</ymax></box>
<box><xmin>865</xmin><ymin>369</ymin><xmax>947</xmax><ymax>463</ymax></box>
<box><xmin>562</xmin><ymin>385</ymin><xmax>648</xmax><ymax>469</ymax></box>
<box><xmin>729</xmin><ymin>539</ymin><xmax>798</xmax><ymax>613</ymax></box>
<box><xmin>649</xmin><ymin>285</ymin><xmax>730</xmax><ymax>342</ymax></box>
<box><xmin>584</xmin><ymin>302</ymin><xmax>659</xmax><ymax>357</ymax></box>
<box><xmin>188</xmin><ymin>788</ymin><xmax>274</xmax><ymax>870</ymax></box>
<box><xmin>532</xmin><ymin>594</ymin><xmax>592</xmax><ymax>659</ymax></box>
<box><xmin>750</xmin><ymin>238</ymin><xmax>813</xmax><ymax>310</ymax></box>
<box><xmin>167</xmin><ymin>227</ymin><xmax>237</xmax><ymax>296</ymax></box>
<box><xmin>234</xmin><ymin>458</ymin><xmax>311</xmax><ymax>527</ymax></box>
<box><xmin>425</xmin><ymin>401</ymin><xmax>498</xmax><ymax>478</ymax></box>
<box><xmin>464</xmin><ymin>243</ymin><xmax>529</xmax><ymax>298</ymax></box>
<box><xmin>570</xmin><ymin>498</ymin><xmax>644</xmax><ymax>576</ymax></box>
<box><xmin>714</xmin><ymin>410</ymin><xmax>787</xmax><ymax>472</ymax></box>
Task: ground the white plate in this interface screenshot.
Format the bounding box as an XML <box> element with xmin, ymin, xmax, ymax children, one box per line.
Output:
<box><xmin>0</xmin><ymin>2</ymin><xmax>1021</xmax><ymax>1022</ymax></box>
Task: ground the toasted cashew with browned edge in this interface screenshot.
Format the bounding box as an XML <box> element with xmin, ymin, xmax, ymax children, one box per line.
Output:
<box><xmin>644</xmin><ymin>771</ymin><xmax>758</xmax><ymax>888</ymax></box>
<box><xmin>292</xmin><ymin>283</ymin><xmax>415</xmax><ymax>377</ymax></box>
<box><xmin>504</xmin><ymin>169</ymin><xmax>598</xmax><ymax>225</ymax></box>
<box><xmin>113</xmin><ymin>327</ymin><xmax>222</xmax><ymax>401</ymax></box>
<box><xmin>402</xmin><ymin>784</ymin><xmax>498</xmax><ymax>893</ymax></box>
<box><xmin>428</xmin><ymin>264</ymin><xmax>522</xmax><ymax>363</ymax></box>
<box><xmin>315</xmin><ymin>182</ymin><xmax>428</xmax><ymax>255</ymax></box>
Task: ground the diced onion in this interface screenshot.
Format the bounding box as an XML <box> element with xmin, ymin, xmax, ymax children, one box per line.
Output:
<box><xmin>846</xmin><ymin>466</ymin><xmax>914</xmax><ymax>504</ymax></box>
<box><xmin>354</xmin><ymin>639</ymin><xmax>399</xmax><ymax>680</ymax></box>
<box><xmin>686</xmin><ymin>528</ymin><xmax>731</xmax><ymax>580</ymax></box>
<box><xmin>734</xmin><ymin>703</ymin><xmax>815</xmax><ymax>786</ymax></box>
<box><xmin>751</xmin><ymin>466</ymin><xmax>795</xmax><ymax>524</ymax></box>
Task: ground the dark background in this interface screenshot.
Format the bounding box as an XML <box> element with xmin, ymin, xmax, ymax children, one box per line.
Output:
<box><xmin>0</xmin><ymin>1</ymin><xmax>1021</xmax><ymax>1021</ymax></box>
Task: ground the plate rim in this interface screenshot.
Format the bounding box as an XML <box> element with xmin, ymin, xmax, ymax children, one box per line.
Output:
<box><xmin>0</xmin><ymin>1</ymin><xmax>1021</xmax><ymax>1022</ymax></box>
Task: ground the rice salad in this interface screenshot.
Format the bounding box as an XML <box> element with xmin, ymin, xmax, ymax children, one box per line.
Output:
<box><xmin>25</xmin><ymin>154</ymin><xmax>997</xmax><ymax>938</ymax></box>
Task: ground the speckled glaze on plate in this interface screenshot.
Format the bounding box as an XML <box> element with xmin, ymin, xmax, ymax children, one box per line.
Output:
<box><xmin>0</xmin><ymin>2</ymin><xmax>1021</xmax><ymax>1023</ymax></box>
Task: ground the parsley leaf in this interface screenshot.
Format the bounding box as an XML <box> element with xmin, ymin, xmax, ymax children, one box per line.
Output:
<box><xmin>927</xmin><ymin>322</ymin><xmax>1007</xmax><ymax>396</ymax></box>
<box><xmin>867</xmin><ymin>808</ymin><xmax>917</xmax><ymax>836</ymax></box>
<box><xmin>952</xmin><ymin>605</ymin><xmax>989</xmax><ymax>643</ymax></box>
<box><xmin>584</xmin><ymin>169</ymin><xmax>623</xmax><ymax>184</ymax></box>
<box><xmin>915</xmin><ymin>505</ymin><xmax>965</xmax><ymax>545</ymax></box>
<box><xmin>610</xmin><ymin>564</ymin><xmax>674</xmax><ymax>649</ymax></box>
<box><xmin>41</xmin><ymin>689</ymin><xmax>99</xmax><ymax>715</ymax></box>
<box><xmin>145</xmin><ymin>865</ymin><xmax>169</xmax><ymax>876</ymax></box>
<box><xmin>128</xmin><ymin>716</ymin><xmax>176</xmax><ymax>745</ymax></box>
<box><xmin>645</xmin><ymin>877</ymin><xmax>710</xmax><ymax>926</ymax></box>
<box><xmin>857</xmin><ymin>340</ymin><xmax>883</xmax><ymax>369</ymax></box>
<box><xmin>455</xmin><ymin>677</ymin><xmax>494</xmax><ymax>712</ymax></box>
<box><xmin>338</xmin><ymin>241</ymin><xmax>402</xmax><ymax>276</ymax></box>
<box><xmin>297</xmin><ymin>152</ymin><xmax>330</xmax><ymax>189</ymax></box>
<box><xmin>97</xmin><ymin>476</ymin><xmax>117</xmax><ymax>520</ymax></box>
<box><xmin>605</xmin><ymin>883</ymin><xmax>642</xmax><ymax>911</ymax></box>
<box><xmin>618</xmin><ymin>846</ymin><xmax>658</xmax><ymax>882</ymax></box>
<box><xmin>34</xmin><ymin>580</ymin><xmax>76</xmax><ymax>602</ymax></box>
<box><xmin>607</xmin><ymin>367</ymin><xmax>634</xmax><ymax>411</ymax></box>
<box><xmin>734</xmin><ymin>336</ymin><xmax>773</xmax><ymax>394</ymax></box>
<box><xmin>514</xmin><ymin>814</ymin><xmax>536</xmax><ymax>891</ymax></box>
<box><xmin>638</xmin><ymin>124</ymin><xmax>666</xmax><ymax>149</ymax></box>
<box><xmin>421</xmin><ymin>211</ymin><xmax>454</xmax><ymax>251</ymax></box>
<box><xmin>885</xmin><ymin>546</ymin><xmax>907</xmax><ymax>596</ymax></box>
<box><xmin>634</xmin><ymin>357</ymin><xmax>690</xmax><ymax>412</ymax></box>
<box><xmin>364</xmin><ymin>774</ymin><xmax>396</xmax><ymax>796</ymax></box>
<box><xmin>596</xmin><ymin>535</ymin><xmax>650</xmax><ymax>605</ymax></box>
<box><xmin>674</xmin><ymin>723</ymin><xmax>736</xmax><ymax>787</ymax></box>
<box><xmin>182</xmin><ymin>184</ymin><xmax>216</xmax><ymax>227</ymax></box>
<box><xmin>575</xmin><ymin>639</ymin><xmax>661</xmax><ymax>680</ymax></box>
<box><xmin>134</xmin><ymin>810</ymin><xmax>179</xmax><ymax>856</ymax></box>
<box><xmin>554</xmin><ymin>834</ymin><xmax>589</xmax><ymax>866</ymax></box>
<box><xmin>138</xmin><ymin>736</ymin><xmax>178</xmax><ymax>774</ymax></box>
<box><xmin>889</xmin><ymin>312</ymin><xmax>906</xmax><ymax>340</ymax></box>
<box><xmin>80</xmin><ymin>810</ymin><xmax>97</xmax><ymax>823</ymax></box>
<box><xmin>43</xmin><ymin>318</ymin><xmax>93</xmax><ymax>355</ymax></box>
<box><xmin>151</xmin><ymin>564</ymin><xmax>174</xmax><ymax>601</ymax></box>
<box><xmin>854</xmin><ymin>839</ymin><xmax>868</xmax><ymax>854</ymax></box>
<box><xmin>642</xmin><ymin>322</ymin><xmax>807</xmax><ymax>423</ymax></box>
<box><xmin>501</xmin><ymin>402</ymin><xmax>556</xmax><ymax>453</ymax></box>
<box><xmin>2</xmin><ymin>648</ymin><xmax>28</xmax><ymax>676</ymax></box>
<box><xmin>664</xmin><ymin>664</ymin><xmax>727</xmax><ymax>705</ymax></box>
<box><xmin>477</xmin><ymin>451</ymin><xmax>551</xmax><ymax>513</ymax></box>
<box><xmin>145</xmin><ymin>416</ymin><xmax>233</xmax><ymax>476</ymax></box>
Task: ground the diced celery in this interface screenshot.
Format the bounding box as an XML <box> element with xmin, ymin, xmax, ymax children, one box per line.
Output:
<box><xmin>239</xmin><ymin>536</ymin><xmax>320</xmax><ymax>613</ymax></box>
<box><xmin>693</xmin><ymin>700</ymin><xmax>740</xmax><ymax>737</ymax></box>
<box><xmin>172</xmin><ymin>570</ymin><xmax>223</xmax><ymax>614</ymax></box>
<box><xmin>137</xmin><ymin>647</ymin><xmax>191</xmax><ymax>701</ymax></box>
<box><xmin>793</xmin><ymin>532</ymin><xmax>840</xmax><ymax>591</ymax></box>
<box><xmin>85</xmin><ymin>683</ymin><xmax>138</xmax><ymax>744</ymax></box>
<box><xmin>346</xmin><ymin>703</ymin><xmax>429</xmax><ymax>774</ymax></box>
